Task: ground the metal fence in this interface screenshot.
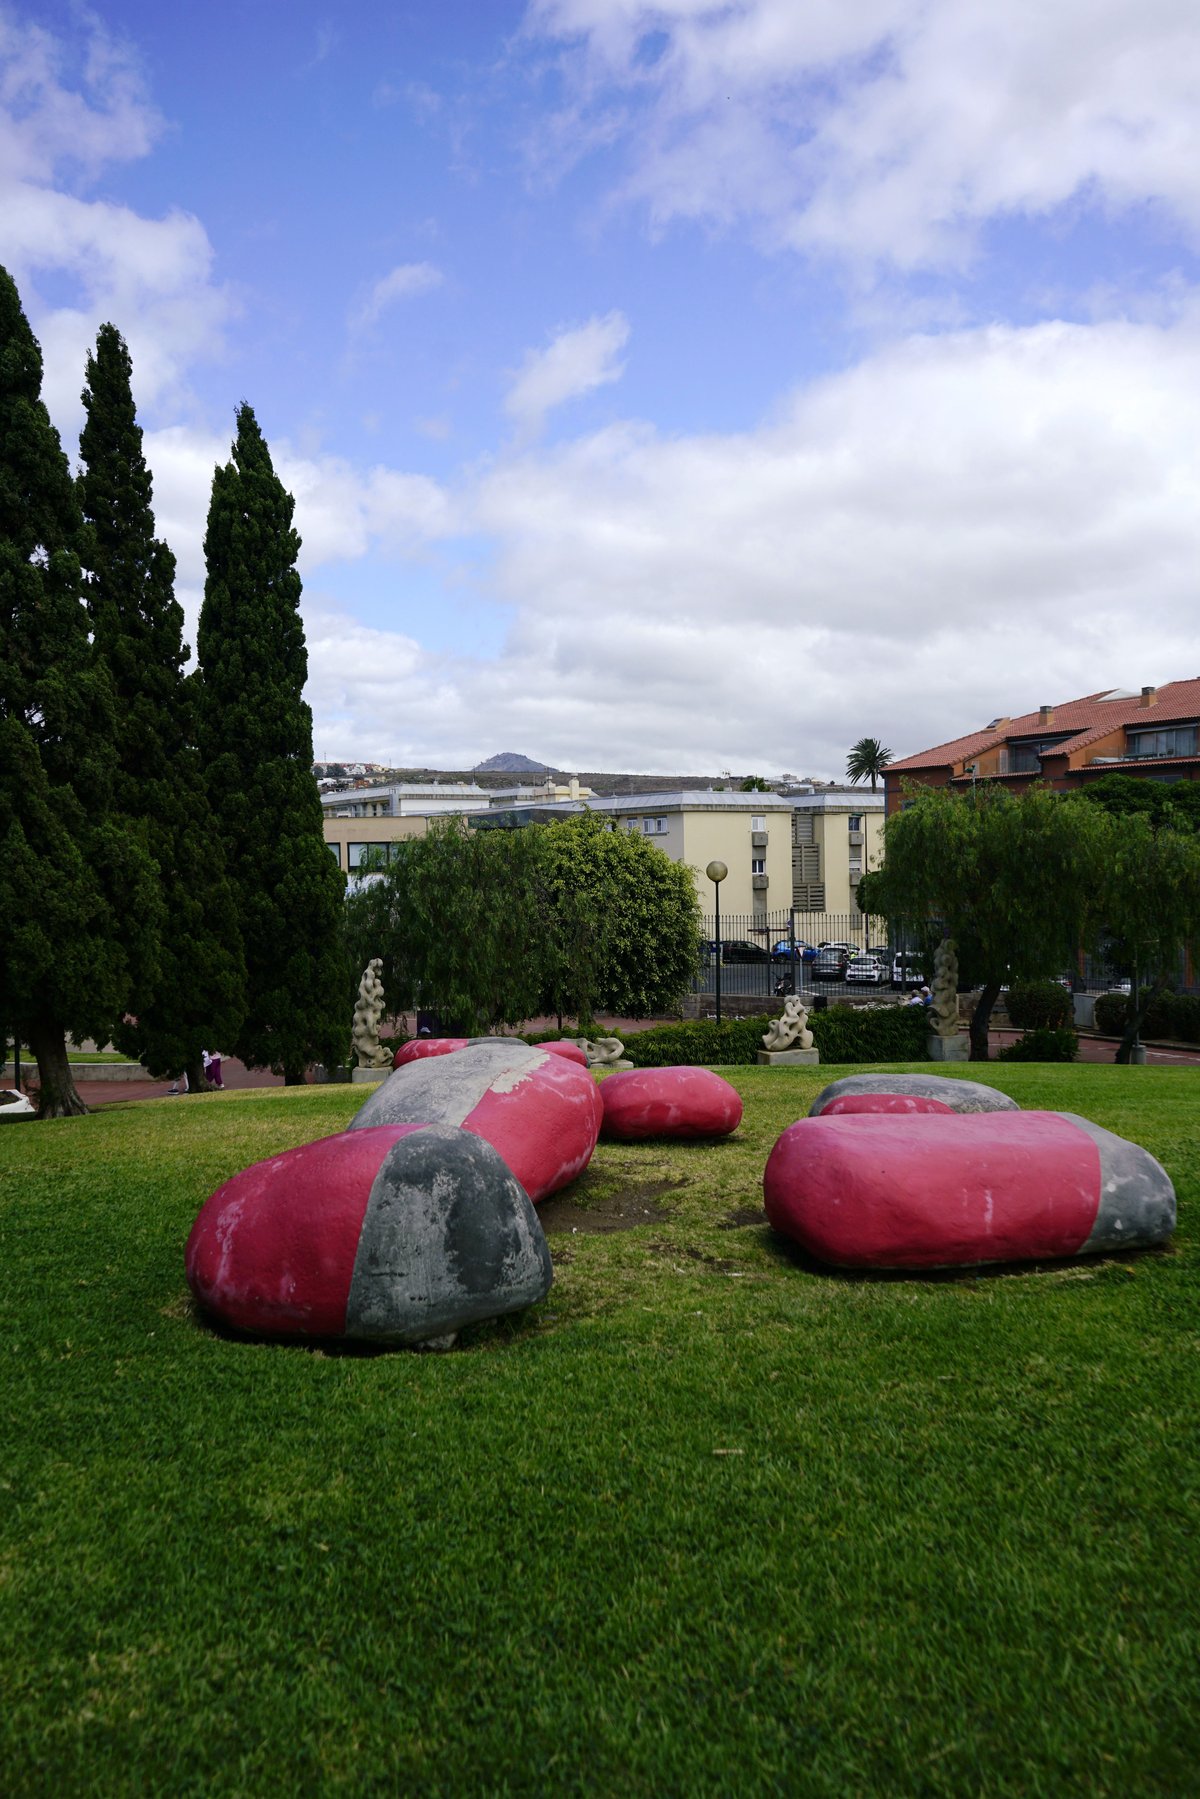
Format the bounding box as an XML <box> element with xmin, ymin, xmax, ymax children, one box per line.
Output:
<box><xmin>694</xmin><ymin>908</ymin><xmax>1152</xmax><ymax>1003</ymax></box>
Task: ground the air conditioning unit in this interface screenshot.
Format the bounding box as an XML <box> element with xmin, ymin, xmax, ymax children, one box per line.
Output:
<box><xmin>752</xmin><ymin>874</ymin><xmax>769</xmax><ymax>891</ymax></box>
<box><xmin>848</xmin><ymin>829</ymin><xmax>863</xmax><ymax>845</ymax></box>
<box><xmin>751</xmin><ymin>830</ymin><xmax>769</xmax><ymax>848</ymax></box>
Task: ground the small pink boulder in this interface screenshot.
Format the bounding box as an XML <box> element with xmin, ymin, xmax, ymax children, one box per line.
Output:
<box><xmin>393</xmin><ymin>1038</ymin><xmax>470</xmax><ymax>1069</ymax></box>
<box><xmin>600</xmin><ymin>1066</ymin><xmax>742</xmax><ymax>1141</ymax></box>
<box><xmin>542</xmin><ymin>1040</ymin><xmax>590</xmax><ymax>1067</ymax></box>
<box><xmin>820</xmin><ymin>1093</ymin><xmax>956</xmax><ymax>1116</ymax></box>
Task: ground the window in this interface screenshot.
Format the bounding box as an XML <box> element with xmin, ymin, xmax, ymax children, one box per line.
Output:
<box><xmin>348</xmin><ymin>841</ymin><xmax>399</xmax><ymax>869</ymax></box>
<box><xmin>327</xmin><ymin>841</ymin><xmax>341</xmax><ymax>866</ymax></box>
<box><xmin>642</xmin><ymin>816</ymin><xmax>668</xmax><ymax>834</ymax></box>
<box><xmin>750</xmin><ymin>814</ymin><xmax>765</xmax><ymax>832</ymax></box>
<box><xmin>1126</xmin><ymin>725</ymin><xmax>1198</xmax><ymax>760</ymax></box>
<box><xmin>848</xmin><ymin>815</ymin><xmax>862</xmax><ymax>832</ymax></box>
<box><xmin>1007</xmin><ymin>737</ymin><xmax>1065</xmax><ymax>773</ymax></box>
<box><xmin>751</xmin><ymin>856</ymin><xmax>765</xmax><ymax>875</ymax></box>
<box><xmin>624</xmin><ymin>817</ymin><xmax>639</xmax><ymax>831</ymax></box>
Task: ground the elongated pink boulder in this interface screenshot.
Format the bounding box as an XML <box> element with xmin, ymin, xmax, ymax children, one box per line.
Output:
<box><xmin>600</xmin><ymin>1066</ymin><xmax>743</xmax><ymax>1141</ymax></box>
<box><xmin>185</xmin><ymin>1124</ymin><xmax>552</xmax><ymax>1343</ymax></box>
<box><xmin>764</xmin><ymin>1111</ymin><xmax>1175</xmax><ymax>1269</ymax></box>
<box><xmin>820</xmin><ymin>1093</ymin><xmax>956</xmax><ymax>1116</ymax></box>
<box><xmin>543</xmin><ymin>1040</ymin><xmax>590</xmax><ymax>1067</ymax></box>
<box><xmin>393</xmin><ymin>1038</ymin><xmax>470</xmax><ymax>1069</ymax></box>
<box><xmin>810</xmin><ymin>1073</ymin><xmax>1018</xmax><ymax>1116</ymax></box>
<box><xmin>350</xmin><ymin>1040</ymin><xmax>603</xmax><ymax>1202</ymax></box>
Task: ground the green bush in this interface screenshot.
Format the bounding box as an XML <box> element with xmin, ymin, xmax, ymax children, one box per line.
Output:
<box><xmin>1006</xmin><ymin>979</ymin><xmax>1072</xmax><ymax>1030</ymax></box>
<box><xmin>622</xmin><ymin>1004</ymin><xmax>930</xmax><ymax>1068</ymax></box>
<box><xmin>1092</xmin><ymin>992</ymin><xmax>1130</xmax><ymax>1034</ymax></box>
<box><xmin>997</xmin><ymin>1027</ymin><xmax>1079</xmax><ymax>1062</ymax></box>
<box><xmin>1091</xmin><ymin>991</ymin><xmax>1200</xmax><ymax>1043</ymax></box>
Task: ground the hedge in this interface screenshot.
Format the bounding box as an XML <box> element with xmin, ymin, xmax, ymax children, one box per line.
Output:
<box><xmin>1006</xmin><ymin>979</ymin><xmax>1072</xmax><ymax>1031</ymax></box>
<box><xmin>620</xmin><ymin>1004</ymin><xmax>930</xmax><ymax>1069</ymax></box>
<box><xmin>1091</xmin><ymin>991</ymin><xmax>1200</xmax><ymax>1043</ymax></box>
<box><xmin>997</xmin><ymin>1027</ymin><xmax>1079</xmax><ymax>1063</ymax></box>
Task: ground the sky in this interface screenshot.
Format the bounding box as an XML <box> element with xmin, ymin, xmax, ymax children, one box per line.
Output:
<box><xmin>6</xmin><ymin>0</ymin><xmax>1200</xmax><ymax>777</ymax></box>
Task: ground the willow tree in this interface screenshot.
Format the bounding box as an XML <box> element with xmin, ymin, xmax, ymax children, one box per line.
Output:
<box><xmin>0</xmin><ymin>268</ymin><xmax>160</xmax><ymax>1116</ymax></box>
<box><xmin>78</xmin><ymin>323</ymin><xmax>245</xmax><ymax>1092</ymax></box>
<box><xmin>195</xmin><ymin>404</ymin><xmax>346</xmax><ymax>1083</ymax></box>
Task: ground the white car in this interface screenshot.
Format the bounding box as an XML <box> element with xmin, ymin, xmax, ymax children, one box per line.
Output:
<box><xmin>845</xmin><ymin>953</ymin><xmax>889</xmax><ymax>984</ymax></box>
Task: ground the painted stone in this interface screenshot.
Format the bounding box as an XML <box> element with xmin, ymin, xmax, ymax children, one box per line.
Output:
<box><xmin>393</xmin><ymin>1038</ymin><xmax>470</xmax><ymax>1069</ymax></box>
<box><xmin>185</xmin><ymin>1123</ymin><xmax>552</xmax><ymax>1343</ymax></box>
<box><xmin>809</xmin><ymin>1072</ymin><xmax>1020</xmax><ymax>1117</ymax></box>
<box><xmin>349</xmin><ymin>1039</ymin><xmax>603</xmax><ymax>1202</ymax></box>
<box><xmin>763</xmin><ymin>1110</ymin><xmax>1176</xmax><ymax>1269</ymax></box>
<box><xmin>600</xmin><ymin>1066</ymin><xmax>743</xmax><ymax>1141</ymax></box>
<box><xmin>819</xmin><ymin>1093</ymin><xmax>956</xmax><ymax>1116</ymax></box>
<box><xmin>542</xmin><ymin>1040</ymin><xmax>590</xmax><ymax>1067</ymax></box>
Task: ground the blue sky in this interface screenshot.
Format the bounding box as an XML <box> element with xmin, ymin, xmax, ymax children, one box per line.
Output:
<box><xmin>7</xmin><ymin>1</ymin><xmax>1200</xmax><ymax>773</ymax></box>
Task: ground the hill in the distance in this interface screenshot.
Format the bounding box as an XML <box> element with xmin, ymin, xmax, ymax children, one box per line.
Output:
<box><xmin>474</xmin><ymin>751</ymin><xmax>551</xmax><ymax>774</ymax></box>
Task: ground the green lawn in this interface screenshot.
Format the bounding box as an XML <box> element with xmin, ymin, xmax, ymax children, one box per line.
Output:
<box><xmin>1</xmin><ymin>1064</ymin><xmax>1197</xmax><ymax>1795</ymax></box>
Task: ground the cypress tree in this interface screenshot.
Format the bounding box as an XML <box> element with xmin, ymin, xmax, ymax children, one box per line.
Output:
<box><xmin>0</xmin><ymin>267</ymin><xmax>159</xmax><ymax>1116</ymax></box>
<box><xmin>78</xmin><ymin>323</ymin><xmax>246</xmax><ymax>1092</ymax></box>
<box><xmin>196</xmin><ymin>404</ymin><xmax>347</xmax><ymax>1083</ymax></box>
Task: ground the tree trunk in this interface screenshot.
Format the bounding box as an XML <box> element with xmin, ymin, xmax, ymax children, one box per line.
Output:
<box><xmin>1114</xmin><ymin>978</ymin><xmax>1168</xmax><ymax>1064</ymax></box>
<box><xmin>184</xmin><ymin>1058</ymin><xmax>207</xmax><ymax>1094</ymax></box>
<box><xmin>283</xmin><ymin>1060</ymin><xmax>307</xmax><ymax>1086</ymax></box>
<box><xmin>29</xmin><ymin>1017</ymin><xmax>88</xmax><ymax>1118</ymax></box>
<box><xmin>968</xmin><ymin>981</ymin><xmax>1002</xmax><ymax>1062</ymax></box>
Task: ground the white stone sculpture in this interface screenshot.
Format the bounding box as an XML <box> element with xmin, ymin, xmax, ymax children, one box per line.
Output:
<box><xmin>352</xmin><ymin>958</ymin><xmax>393</xmax><ymax>1069</ymax></box>
<box><xmin>578</xmin><ymin>1036</ymin><xmax>633</xmax><ymax>1070</ymax></box>
<box><xmin>930</xmin><ymin>938</ymin><xmax>960</xmax><ymax>1038</ymax></box>
<box><xmin>762</xmin><ymin>995</ymin><xmax>813</xmax><ymax>1053</ymax></box>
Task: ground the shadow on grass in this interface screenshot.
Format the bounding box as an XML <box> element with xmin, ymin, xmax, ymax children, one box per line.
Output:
<box><xmin>755</xmin><ymin>1227</ymin><xmax>1174</xmax><ymax>1285</ymax></box>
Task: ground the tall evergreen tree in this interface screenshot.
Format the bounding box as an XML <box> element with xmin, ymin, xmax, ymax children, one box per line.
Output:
<box><xmin>78</xmin><ymin>323</ymin><xmax>246</xmax><ymax>1092</ymax></box>
<box><xmin>196</xmin><ymin>404</ymin><xmax>347</xmax><ymax>1082</ymax></box>
<box><xmin>0</xmin><ymin>267</ymin><xmax>160</xmax><ymax>1115</ymax></box>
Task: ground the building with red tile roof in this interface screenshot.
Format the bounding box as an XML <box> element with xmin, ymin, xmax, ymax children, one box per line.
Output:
<box><xmin>884</xmin><ymin>680</ymin><xmax>1200</xmax><ymax>813</ymax></box>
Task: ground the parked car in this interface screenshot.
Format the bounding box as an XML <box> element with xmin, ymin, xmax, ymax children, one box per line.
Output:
<box><xmin>770</xmin><ymin>939</ymin><xmax>818</xmax><ymax>963</ymax></box>
<box><xmin>718</xmin><ymin>939</ymin><xmax>772</xmax><ymax>962</ymax></box>
<box><xmin>813</xmin><ymin>945</ymin><xmax>851</xmax><ymax>979</ymax></box>
<box><xmin>891</xmin><ymin>952</ymin><xmax>925</xmax><ymax>988</ymax></box>
<box><xmin>845</xmin><ymin>952</ymin><xmax>889</xmax><ymax>984</ymax></box>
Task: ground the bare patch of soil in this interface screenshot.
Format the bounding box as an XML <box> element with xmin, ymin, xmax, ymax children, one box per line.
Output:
<box><xmin>647</xmin><ymin>1240</ymin><xmax>740</xmax><ymax>1274</ymax></box>
<box><xmin>538</xmin><ymin>1179</ymin><xmax>683</xmax><ymax>1235</ymax></box>
<box><xmin>719</xmin><ymin>1205</ymin><xmax>768</xmax><ymax>1230</ymax></box>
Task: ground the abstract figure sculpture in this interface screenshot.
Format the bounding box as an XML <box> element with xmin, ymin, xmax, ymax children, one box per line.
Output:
<box><xmin>762</xmin><ymin>995</ymin><xmax>812</xmax><ymax>1053</ymax></box>
<box><xmin>929</xmin><ymin>938</ymin><xmax>960</xmax><ymax>1037</ymax></box>
<box><xmin>578</xmin><ymin>1036</ymin><xmax>633</xmax><ymax>1070</ymax></box>
<box><xmin>352</xmin><ymin>958</ymin><xmax>393</xmax><ymax>1070</ymax></box>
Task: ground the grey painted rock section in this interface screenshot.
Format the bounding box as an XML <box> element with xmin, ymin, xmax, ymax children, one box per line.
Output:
<box><xmin>809</xmin><ymin>1072</ymin><xmax>1020</xmax><ymax>1116</ymax></box>
<box><xmin>1062</xmin><ymin>1112</ymin><xmax>1177</xmax><ymax>1253</ymax></box>
<box><xmin>348</xmin><ymin>1039</ymin><xmax>541</xmax><ymax>1132</ymax></box>
<box><xmin>345</xmin><ymin>1125</ymin><xmax>552</xmax><ymax>1344</ymax></box>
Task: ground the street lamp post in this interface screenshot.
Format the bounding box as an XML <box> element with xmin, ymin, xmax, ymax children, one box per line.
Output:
<box><xmin>707</xmin><ymin>859</ymin><xmax>728</xmax><ymax>1024</ymax></box>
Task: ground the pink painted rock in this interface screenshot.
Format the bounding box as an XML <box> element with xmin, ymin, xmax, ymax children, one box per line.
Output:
<box><xmin>349</xmin><ymin>1040</ymin><xmax>603</xmax><ymax>1202</ymax></box>
<box><xmin>810</xmin><ymin>1073</ymin><xmax>1018</xmax><ymax>1116</ymax></box>
<box><xmin>393</xmin><ymin>1038</ymin><xmax>470</xmax><ymax>1069</ymax></box>
<box><xmin>185</xmin><ymin>1124</ymin><xmax>552</xmax><ymax>1343</ymax></box>
<box><xmin>600</xmin><ymin>1066</ymin><xmax>743</xmax><ymax>1141</ymax></box>
<box><xmin>764</xmin><ymin>1111</ymin><xmax>1175</xmax><ymax>1269</ymax></box>
<box><xmin>542</xmin><ymin>1040</ymin><xmax>590</xmax><ymax>1067</ymax></box>
<box><xmin>820</xmin><ymin>1093</ymin><xmax>956</xmax><ymax>1116</ymax></box>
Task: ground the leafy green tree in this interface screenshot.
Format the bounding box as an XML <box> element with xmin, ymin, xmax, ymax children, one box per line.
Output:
<box><xmin>1093</xmin><ymin>814</ymin><xmax>1200</xmax><ymax>1063</ymax></box>
<box><xmin>0</xmin><ymin>267</ymin><xmax>161</xmax><ymax>1116</ymax></box>
<box><xmin>78</xmin><ymin>323</ymin><xmax>246</xmax><ymax>1093</ymax></box>
<box><xmin>1073</xmin><ymin>772</ymin><xmax>1200</xmax><ymax>834</ymax></box>
<box><xmin>739</xmin><ymin>775</ymin><xmax>771</xmax><ymax>792</ymax></box>
<box><xmin>859</xmin><ymin>783</ymin><xmax>1111</xmax><ymax>1058</ymax></box>
<box><xmin>845</xmin><ymin>737</ymin><xmax>893</xmax><ymax>790</ymax></box>
<box><xmin>196</xmin><ymin>404</ymin><xmax>347</xmax><ymax>1083</ymax></box>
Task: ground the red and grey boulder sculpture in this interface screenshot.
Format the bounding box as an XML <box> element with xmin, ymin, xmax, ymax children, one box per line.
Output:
<box><xmin>393</xmin><ymin>1037</ymin><xmax>470</xmax><ymax>1069</ymax></box>
<box><xmin>186</xmin><ymin>1124</ymin><xmax>553</xmax><ymax>1343</ymax></box>
<box><xmin>764</xmin><ymin>1110</ymin><xmax>1175</xmax><ymax>1269</ymax></box>
<box><xmin>600</xmin><ymin>1066</ymin><xmax>743</xmax><ymax>1141</ymax></box>
<box><xmin>809</xmin><ymin>1072</ymin><xmax>1020</xmax><ymax>1117</ymax></box>
<box><xmin>542</xmin><ymin>1039</ymin><xmax>590</xmax><ymax>1067</ymax></box>
<box><xmin>349</xmin><ymin>1039</ymin><xmax>602</xmax><ymax>1202</ymax></box>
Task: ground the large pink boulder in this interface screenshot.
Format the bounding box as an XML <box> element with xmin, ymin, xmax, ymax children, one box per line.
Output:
<box><xmin>349</xmin><ymin>1040</ymin><xmax>603</xmax><ymax>1202</ymax></box>
<box><xmin>810</xmin><ymin>1073</ymin><xmax>1018</xmax><ymax>1116</ymax></box>
<box><xmin>393</xmin><ymin>1038</ymin><xmax>470</xmax><ymax>1069</ymax></box>
<box><xmin>185</xmin><ymin>1124</ymin><xmax>552</xmax><ymax>1343</ymax></box>
<box><xmin>600</xmin><ymin>1066</ymin><xmax>743</xmax><ymax>1141</ymax></box>
<box><xmin>764</xmin><ymin>1111</ymin><xmax>1175</xmax><ymax>1269</ymax></box>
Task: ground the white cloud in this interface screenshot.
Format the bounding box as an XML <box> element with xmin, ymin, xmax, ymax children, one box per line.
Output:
<box><xmin>505</xmin><ymin>310</ymin><xmax>630</xmax><ymax>436</ymax></box>
<box><xmin>303</xmin><ymin>304</ymin><xmax>1200</xmax><ymax>770</ymax></box>
<box><xmin>0</xmin><ymin>12</ymin><xmax>233</xmax><ymax>428</ymax></box>
<box><xmin>522</xmin><ymin>0</ymin><xmax>1200</xmax><ymax>270</ymax></box>
<box><xmin>349</xmin><ymin>261</ymin><xmax>445</xmax><ymax>333</ymax></box>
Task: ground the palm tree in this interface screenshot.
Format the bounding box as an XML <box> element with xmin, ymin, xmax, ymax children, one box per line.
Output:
<box><xmin>845</xmin><ymin>737</ymin><xmax>893</xmax><ymax>790</ymax></box>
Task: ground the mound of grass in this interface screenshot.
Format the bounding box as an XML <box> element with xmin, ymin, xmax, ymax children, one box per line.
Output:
<box><xmin>1</xmin><ymin>1064</ymin><xmax>1198</xmax><ymax>1794</ymax></box>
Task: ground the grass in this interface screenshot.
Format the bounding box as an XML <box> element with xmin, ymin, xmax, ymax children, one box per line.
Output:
<box><xmin>1</xmin><ymin>1062</ymin><xmax>1198</xmax><ymax>1795</ymax></box>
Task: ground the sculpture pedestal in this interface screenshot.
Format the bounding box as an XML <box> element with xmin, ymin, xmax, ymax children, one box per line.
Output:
<box><xmin>351</xmin><ymin>1066</ymin><xmax>388</xmax><ymax>1083</ymax></box>
<box><xmin>757</xmin><ymin>1048</ymin><xmax>820</xmax><ymax>1067</ymax></box>
<box><xmin>927</xmin><ymin>1033</ymin><xmax>970</xmax><ymax>1063</ymax></box>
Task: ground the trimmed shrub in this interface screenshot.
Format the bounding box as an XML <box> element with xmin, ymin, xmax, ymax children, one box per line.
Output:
<box><xmin>1092</xmin><ymin>991</ymin><xmax>1200</xmax><ymax>1043</ymax></box>
<box><xmin>997</xmin><ymin>1027</ymin><xmax>1079</xmax><ymax>1063</ymax></box>
<box><xmin>1006</xmin><ymin>979</ymin><xmax>1072</xmax><ymax>1031</ymax></box>
<box><xmin>1093</xmin><ymin>992</ymin><xmax>1130</xmax><ymax>1035</ymax></box>
<box><xmin>621</xmin><ymin>1004</ymin><xmax>930</xmax><ymax>1069</ymax></box>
